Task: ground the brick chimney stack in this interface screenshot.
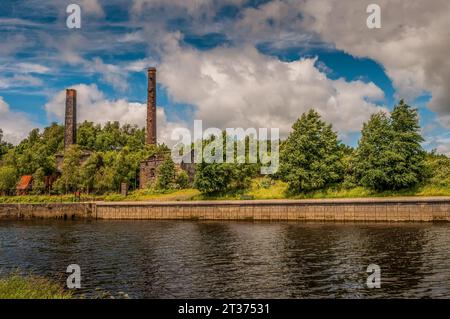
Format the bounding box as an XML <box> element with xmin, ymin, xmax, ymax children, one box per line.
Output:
<box><xmin>146</xmin><ymin>67</ymin><xmax>157</xmax><ymax>145</ymax></box>
<box><xmin>64</xmin><ymin>89</ymin><xmax>77</xmax><ymax>149</ymax></box>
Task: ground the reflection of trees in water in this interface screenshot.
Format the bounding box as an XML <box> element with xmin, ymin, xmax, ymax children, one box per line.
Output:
<box><xmin>3</xmin><ymin>220</ymin><xmax>446</xmax><ymax>298</ymax></box>
<box><xmin>419</xmin><ymin>225</ymin><xmax>450</xmax><ymax>297</ymax></box>
<box><xmin>193</xmin><ymin>222</ymin><xmax>290</xmax><ymax>298</ymax></box>
<box><xmin>0</xmin><ymin>220</ymin><xmax>97</xmax><ymax>293</ymax></box>
<box><xmin>11</xmin><ymin>220</ymin><xmax>86</xmax><ymax>278</ymax></box>
<box><xmin>361</xmin><ymin>224</ymin><xmax>427</xmax><ymax>297</ymax></box>
<box><xmin>280</xmin><ymin>224</ymin><xmax>344</xmax><ymax>298</ymax></box>
<box><xmin>131</xmin><ymin>221</ymin><xmax>194</xmax><ymax>298</ymax></box>
<box><xmin>192</xmin><ymin>222</ymin><xmax>240</xmax><ymax>298</ymax></box>
<box><xmin>280</xmin><ymin>223</ymin><xmax>429</xmax><ymax>298</ymax></box>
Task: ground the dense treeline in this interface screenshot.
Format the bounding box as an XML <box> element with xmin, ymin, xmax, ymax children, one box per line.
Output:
<box><xmin>0</xmin><ymin>100</ymin><xmax>449</xmax><ymax>197</ymax></box>
<box><xmin>0</xmin><ymin>121</ymin><xmax>170</xmax><ymax>194</ymax></box>
<box><xmin>195</xmin><ymin>100</ymin><xmax>448</xmax><ymax>196</ymax></box>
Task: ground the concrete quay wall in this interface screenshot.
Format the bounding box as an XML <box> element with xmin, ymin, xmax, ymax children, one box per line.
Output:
<box><xmin>1</xmin><ymin>198</ymin><xmax>449</xmax><ymax>222</ymax></box>
<box><xmin>0</xmin><ymin>203</ymin><xmax>94</xmax><ymax>220</ymax></box>
<box><xmin>95</xmin><ymin>198</ymin><xmax>450</xmax><ymax>222</ymax></box>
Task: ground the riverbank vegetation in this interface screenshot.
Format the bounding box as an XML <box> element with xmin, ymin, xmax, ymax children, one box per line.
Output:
<box><xmin>0</xmin><ymin>100</ymin><xmax>449</xmax><ymax>202</ymax></box>
<box><xmin>0</xmin><ymin>274</ymin><xmax>72</xmax><ymax>299</ymax></box>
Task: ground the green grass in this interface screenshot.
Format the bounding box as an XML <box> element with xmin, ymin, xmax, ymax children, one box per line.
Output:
<box><xmin>0</xmin><ymin>274</ymin><xmax>73</xmax><ymax>299</ymax></box>
<box><xmin>1</xmin><ymin>179</ymin><xmax>449</xmax><ymax>203</ymax></box>
<box><xmin>288</xmin><ymin>185</ymin><xmax>450</xmax><ymax>199</ymax></box>
<box><xmin>0</xmin><ymin>194</ymin><xmax>102</xmax><ymax>204</ymax></box>
<box><xmin>191</xmin><ymin>178</ymin><xmax>450</xmax><ymax>200</ymax></box>
<box><xmin>102</xmin><ymin>188</ymin><xmax>200</xmax><ymax>202</ymax></box>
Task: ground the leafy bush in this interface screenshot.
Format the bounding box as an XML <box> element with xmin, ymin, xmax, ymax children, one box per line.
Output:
<box><xmin>175</xmin><ymin>171</ymin><xmax>190</xmax><ymax>189</ymax></box>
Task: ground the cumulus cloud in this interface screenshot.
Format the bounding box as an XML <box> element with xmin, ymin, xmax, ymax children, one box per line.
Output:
<box><xmin>436</xmin><ymin>142</ymin><xmax>450</xmax><ymax>157</ymax></box>
<box><xmin>0</xmin><ymin>97</ymin><xmax>40</xmax><ymax>144</ymax></box>
<box><xmin>2</xmin><ymin>0</ymin><xmax>448</xmax><ymax>147</ymax></box>
<box><xmin>159</xmin><ymin>41</ymin><xmax>386</xmax><ymax>137</ymax></box>
<box><xmin>79</xmin><ymin>0</ymin><xmax>104</xmax><ymax>17</ymax></box>
<box><xmin>299</xmin><ymin>0</ymin><xmax>450</xmax><ymax>126</ymax></box>
<box><xmin>44</xmin><ymin>84</ymin><xmax>186</xmax><ymax>146</ymax></box>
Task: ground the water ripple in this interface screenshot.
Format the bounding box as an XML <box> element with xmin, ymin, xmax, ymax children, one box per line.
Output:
<box><xmin>1</xmin><ymin>220</ymin><xmax>450</xmax><ymax>298</ymax></box>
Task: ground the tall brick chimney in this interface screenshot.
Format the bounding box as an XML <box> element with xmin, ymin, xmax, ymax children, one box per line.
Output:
<box><xmin>146</xmin><ymin>67</ymin><xmax>157</xmax><ymax>145</ymax></box>
<box><xmin>64</xmin><ymin>89</ymin><xmax>77</xmax><ymax>149</ymax></box>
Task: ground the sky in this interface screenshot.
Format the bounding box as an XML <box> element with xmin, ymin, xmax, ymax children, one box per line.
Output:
<box><xmin>0</xmin><ymin>0</ymin><xmax>449</xmax><ymax>155</ymax></box>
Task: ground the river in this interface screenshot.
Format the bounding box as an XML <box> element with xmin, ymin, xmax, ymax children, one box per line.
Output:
<box><xmin>1</xmin><ymin>220</ymin><xmax>450</xmax><ymax>298</ymax></box>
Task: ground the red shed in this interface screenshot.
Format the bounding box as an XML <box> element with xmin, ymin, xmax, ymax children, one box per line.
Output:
<box><xmin>16</xmin><ymin>175</ymin><xmax>33</xmax><ymax>195</ymax></box>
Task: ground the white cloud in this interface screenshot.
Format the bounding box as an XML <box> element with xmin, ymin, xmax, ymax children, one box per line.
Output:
<box><xmin>436</xmin><ymin>142</ymin><xmax>450</xmax><ymax>157</ymax></box>
<box><xmin>117</xmin><ymin>31</ymin><xmax>145</xmax><ymax>43</ymax></box>
<box><xmin>159</xmin><ymin>42</ymin><xmax>386</xmax><ymax>137</ymax></box>
<box><xmin>0</xmin><ymin>97</ymin><xmax>40</xmax><ymax>144</ymax></box>
<box><xmin>0</xmin><ymin>74</ymin><xmax>43</xmax><ymax>89</ymax></box>
<box><xmin>123</xmin><ymin>58</ymin><xmax>155</xmax><ymax>72</ymax></box>
<box><xmin>44</xmin><ymin>84</ymin><xmax>186</xmax><ymax>146</ymax></box>
<box><xmin>87</xmin><ymin>58</ymin><xmax>129</xmax><ymax>91</ymax></box>
<box><xmin>79</xmin><ymin>0</ymin><xmax>104</xmax><ymax>17</ymax></box>
<box><xmin>299</xmin><ymin>0</ymin><xmax>450</xmax><ymax>127</ymax></box>
<box><xmin>0</xmin><ymin>63</ymin><xmax>49</xmax><ymax>89</ymax></box>
<box><xmin>15</xmin><ymin>63</ymin><xmax>50</xmax><ymax>74</ymax></box>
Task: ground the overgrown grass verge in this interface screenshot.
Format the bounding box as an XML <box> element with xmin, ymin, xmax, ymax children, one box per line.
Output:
<box><xmin>0</xmin><ymin>194</ymin><xmax>102</xmax><ymax>204</ymax></box>
<box><xmin>192</xmin><ymin>178</ymin><xmax>450</xmax><ymax>200</ymax></box>
<box><xmin>0</xmin><ymin>274</ymin><xmax>73</xmax><ymax>299</ymax></box>
<box><xmin>0</xmin><ymin>179</ymin><xmax>449</xmax><ymax>203</ymax></box>
<box><xmin>102</xmin><ymin>188</ymin><xmax>201</xmax><ymax>202</ymax></box>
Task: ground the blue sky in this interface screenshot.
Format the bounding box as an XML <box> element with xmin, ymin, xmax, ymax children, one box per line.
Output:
<box><xmin>0</xmin><ymin>0</ymin><xmax>449</xmax><ymax>155</ymax></box>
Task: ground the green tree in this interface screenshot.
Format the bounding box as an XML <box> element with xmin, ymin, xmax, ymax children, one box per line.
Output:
<box><xmin>175</xmin><ymin>171</ymin><xmax>190</xmax><ymax>189</ymax></box>
<box><xmin>354</xmin><ymin>100</ymin><xmax>426</xmax><ymax>191</ymax></box>
<box><xmin>93</xmin><ymin>166</ymin><xmax>116</xmax><ymax>194</ymax></box>
<box><xmin>194</xmin><ymin>162</ymin><xmax>235</xmax><ymax>195</ymax></box>
<box><xmin>80</xmin><ymin>152</ymin><xmax>103</xmax><ymax>193</ymax></box>
<box><xmin>32</xmin><ymin>168</ymin><xmax>46</xmax><ymax>195</ymax></box>
<box><xmin>279</xmin><ymin>110</ymin><xmax>344</xmax><ymax>193</ymax></box>
<box><xmin>390</xmin><ymin>100</ymin><xmax>427</xmax><ymax>188</ymax></box>
<box><xmin>426</xmin><ymin>152</ymin><xmax>450</xmax><ymax>187</ymax></box>
<box><xmin>193</xmin><ymin>133</ymin><xmax>258</xmax><ymax>195</ymax></box>
<box><xmin>0</xmin><ymin>166</ymin><xmax>18</xmax><ymax>195</ymax></box>
<box><xmin>53</xmin><ymin>145</ymin><xmax>82</xmax><ymax>194</ymax></box>
<box><xmin>354</xmin><ymin>112</ymin><xmax>395</xmax><ymax>190</ymax></box>
<box><xmin>156</xmin><ymin>157</ymin><xmax>176</xmax><ymax>190</ymax></box>
<box><xmin>77</xmin><ymin>121</ymin><xmax>101</xmax><ymax>150</ymax></box>
<box><xmin>0</xmin><ymin>129</ymin><xmax>13</xmax><ymax>159</ymax></box>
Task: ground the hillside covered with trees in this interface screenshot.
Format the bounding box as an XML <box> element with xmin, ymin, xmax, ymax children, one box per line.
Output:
<box><xmin>0</xmin><ymin>100</ymin><xmax>449</xmax><ymax>201</ymax></box>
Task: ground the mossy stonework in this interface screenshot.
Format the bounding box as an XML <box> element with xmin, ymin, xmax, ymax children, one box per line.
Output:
<box><xmin>0</xmin><ymin>198</ymin><xmax>449</xmax><ymax>222</ymax></box>
<box><xmin>0</xmin><ymin>203</ymin><xmax>93</xmax><ymax>219</ymax></box>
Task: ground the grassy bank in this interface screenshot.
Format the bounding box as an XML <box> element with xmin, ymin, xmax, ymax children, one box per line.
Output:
<box><xmin>0</xmin><ymin>178</ymin><xmax>449</xmax><ymax>203</ymax></box>
<box><xmin>0</xmin><ymin>194</ymin><xmax>101</xmax><ymax>204</ymax></box>
<box><xmin>0</xmin><ymin>274</ymin><xmax>73</xmax><ymax>299</ymax></box>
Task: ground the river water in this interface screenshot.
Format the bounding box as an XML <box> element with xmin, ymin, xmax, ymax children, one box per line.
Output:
<box><xmin>1</xmin><ymin>220</ymin><xmax>450</xmax><ymax>298</ymax></box>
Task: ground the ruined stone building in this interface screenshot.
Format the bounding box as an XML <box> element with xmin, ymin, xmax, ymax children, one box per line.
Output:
<box><xmin>139</xmin><ymin>153</ymin><xmax>165</xmax><ymax>189</ymax></box>
<box><xmin>51</xmin><ymin>67</ymin><xmax>194</xmax><ymax>190</ymax></box>
<box><xmin>17</xmin><ymin>90</ymin><xmax>80</xmax><ymax>193</ymax></box>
